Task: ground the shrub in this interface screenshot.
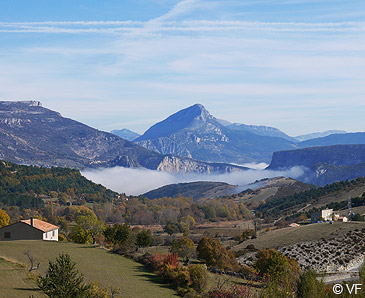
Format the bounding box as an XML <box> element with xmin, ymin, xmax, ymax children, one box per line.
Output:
<box><xmin>188</xmin><ymin>264</ymin><xmax>208</xmax><ymax>294</ymax></box>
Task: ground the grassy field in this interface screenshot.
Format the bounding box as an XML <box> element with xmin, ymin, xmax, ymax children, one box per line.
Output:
<box><xmin>0</xmin><ymin>240</ymin><xmax>178</xmax><ymax>298</ymax></box>
<box><xmin>0</xmin><ymin>258</ymin><xmax>46</xmax><ymax>297</ymax></box>
<box><xmin>233</xmin><ymin>221</ymin><xmax>365</xmax><ymax>251</ymax></box>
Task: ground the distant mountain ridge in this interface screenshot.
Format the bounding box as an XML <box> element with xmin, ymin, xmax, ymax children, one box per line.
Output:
<box><xmin>295</xmin><ymin>130</ymin><xmax>347</xmax><ymax>142</ymax></box>
<box><xmin>268</xmin><ymin>144</ymin><xmax>365</xmax><ymax>185</ymax></box>
<box><xmin>111</xmin><ymin>128</ymin><xmax>140</xmax><ymax>141</ymax></box>
<box><xmin>297</xmin><ymin>132</ymin><xmax>365</xmax><ymax>148</ymax></box>
<box><xmin>0</xmin><ymin>101</ymin><xmax>247</xmax><ymax>174</ymax></box>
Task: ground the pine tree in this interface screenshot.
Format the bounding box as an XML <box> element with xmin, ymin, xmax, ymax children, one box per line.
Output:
<box><xmin>37</xmin><ymin>253</ymin><xmax>91</xmax><ymax>298</ymax></box>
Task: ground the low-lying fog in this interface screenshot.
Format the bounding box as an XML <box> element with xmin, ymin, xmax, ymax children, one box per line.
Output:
<box><xmin>82</xmin><ymin>165</ymin><xmax>306</xmax><ymax>196</ymax></box>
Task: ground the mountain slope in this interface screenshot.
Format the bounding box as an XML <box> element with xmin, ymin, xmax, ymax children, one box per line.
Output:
<box><xmin>143</xmin><ymin>181</ymin><xmax>237</xmax><ymax>201</ymax></box>
<box><xmin>0</xmin><ymin>101</ymin><xmax>246</xmax><ymax>173</ymax></box>
<box><xmin>135</xmin><ymin>104</ymin><xmax>296</xmax><ymax>164</ymax></box>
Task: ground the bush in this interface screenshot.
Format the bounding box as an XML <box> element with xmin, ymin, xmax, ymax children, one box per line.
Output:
<box><xmin>188</xmin><ymin>264</ymin><xmax>208</xmax><ymax>294</ymax></box>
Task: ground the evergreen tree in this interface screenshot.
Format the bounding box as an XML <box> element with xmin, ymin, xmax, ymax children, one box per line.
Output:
<box><xmin>37</xmin><ymin>253</ymin><xmax>91</xmax><ymax>298</ymax></box>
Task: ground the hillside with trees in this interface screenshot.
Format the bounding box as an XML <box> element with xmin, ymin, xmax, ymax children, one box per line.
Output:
<box><xmin>0</xmin><ymin>160</ymin><xmax>119</xmax><ymax>208</ymax></box>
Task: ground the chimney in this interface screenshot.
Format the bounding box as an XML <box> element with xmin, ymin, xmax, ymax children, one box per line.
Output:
<box><xmin>30</xmin><ymin>217</ymin><xmax>34</xmax><ymax>227</ymax></box>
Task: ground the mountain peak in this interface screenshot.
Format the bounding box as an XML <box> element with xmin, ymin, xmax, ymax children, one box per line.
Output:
<box><xmin>136</xmin><ymin>103</ymin><xmax>216</xmax><ymax>141</ymax></box>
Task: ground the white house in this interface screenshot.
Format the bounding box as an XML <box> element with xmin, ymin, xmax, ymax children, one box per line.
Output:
<box><xmin>311</xmin><ymin>209</ymin><xmax>333</xmax><ymax>223</ymax></box>
<box><xmin>0</xmin><ymin>218</ymin><xmax>59</xmax><ymax>241</ymax></box>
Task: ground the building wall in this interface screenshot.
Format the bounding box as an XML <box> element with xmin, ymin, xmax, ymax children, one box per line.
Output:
<box><xmin>43</xmin><ymin>229</ymin><xmax>58</xmax><ymax>241</ymax></box>
<box><xmin>0</xmin><ymin>222</ymin><xmax>44</xmax><ymax>241</ymax></box>
<box><xmin>321</xmin><ymin>209</ymin><xmax>333</xmax><ymax>221</ymax></box>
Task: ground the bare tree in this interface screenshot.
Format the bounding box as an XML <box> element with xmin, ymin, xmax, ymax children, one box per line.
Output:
<box><xmin>25</xmin><ymin>250</ymin><xmax>40</xmax><ymax>271</ymax></box>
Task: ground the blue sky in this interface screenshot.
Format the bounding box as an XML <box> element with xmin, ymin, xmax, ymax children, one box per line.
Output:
<box><xmin>0</xmin><ymin>0</ymin><xmax>364</xmax><ymax>136</ymax></box>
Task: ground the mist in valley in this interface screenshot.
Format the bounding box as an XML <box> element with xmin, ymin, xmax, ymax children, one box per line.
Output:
<box><xmin>82</xmin><ymin>165</ymin><xmax>306</xmax><ymax>196</ymax></box>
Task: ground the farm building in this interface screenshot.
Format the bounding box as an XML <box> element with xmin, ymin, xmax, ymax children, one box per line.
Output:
<box><xmin>311</xmin><ymin>209</ymin><xmax>333</xmax><ymax>223</ymax></box>
<box><xmin>0</xmin><ymin>218</ymin><xmax>59</xmax><ymax>241</ymax></box>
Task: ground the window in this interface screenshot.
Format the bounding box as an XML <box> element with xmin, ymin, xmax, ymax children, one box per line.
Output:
<box><xmin>52</xmin><ymin>230</ymin><xmax>55</xmax><ymax>237</ymax></box>
<box><xmin>45</xmin><ymin>232</ymin><xmax>47</xmax><ymax>238</ymax></box>
<box><xmin>4</xmin><ymin>232</ymin><xmax>10</xmax><ymax>239</ymax></box>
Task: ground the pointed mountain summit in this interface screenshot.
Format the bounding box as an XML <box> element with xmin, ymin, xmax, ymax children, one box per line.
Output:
<box><xmin>137</xmin><ymin>104</ymin><xmax>218</xmax><ymax>141</ymax></box>
<box><xmin>135</xmin><ymin>104</ymin><xmax>296</xmax><ymax>163</ymax></box>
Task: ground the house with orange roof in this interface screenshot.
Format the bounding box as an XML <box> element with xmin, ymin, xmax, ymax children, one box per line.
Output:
<box><xmin>0</xmin><ymin>218</ymin><xmax>59</xmax><ymax>241</ymax></box>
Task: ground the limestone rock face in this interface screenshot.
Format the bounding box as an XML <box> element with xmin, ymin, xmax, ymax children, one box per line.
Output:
<box><xmin>0</xmin><ymin>101</ymin><xmax>246</xmax><ymax>173</ymax></box>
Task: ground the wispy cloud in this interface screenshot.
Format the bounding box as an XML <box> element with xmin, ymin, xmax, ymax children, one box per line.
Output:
<box><xmin>0</xmin><ymin>0</ymin><xmax>364</xmax><ymax>136</ymax></box>
<box><xmin>0</xmin><ymin>20</ymin><xmax>364</xmax><ymax>34</ymax></box>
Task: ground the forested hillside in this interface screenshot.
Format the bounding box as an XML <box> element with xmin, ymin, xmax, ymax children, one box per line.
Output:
<box><xmin>0</xmin><ymin>160</ymin><xmax>118</xmax><ymax>208</ymax></box>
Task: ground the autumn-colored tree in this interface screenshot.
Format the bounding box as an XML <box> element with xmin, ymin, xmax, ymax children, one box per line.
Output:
<box><xmin>76</xmin><ymin>215</ymin><xmax>104</xmax><ymax>244</ymax></box>
<box><xmin>197</xmin><ymin>237</ymin><xmax>239</xmax><ymax>271</ymax></box>
<box><xmin>0</xmin><ymin>209</ymin><xmax>10</xmax><ymax>227</ymax></box>
<box><xmin>255</xmin><ymin>249</ymin><xmax>301</xmax><ymax>297</ymax></box>
<box><xmin>179</xmin><ymin>215</ymin><xmax>195</xmax><ymax>235</ymax></box>
<box><xmin>170</xmin><ymin>237</ymin><xmax>196</xmax><ymax>259</ymax></box>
